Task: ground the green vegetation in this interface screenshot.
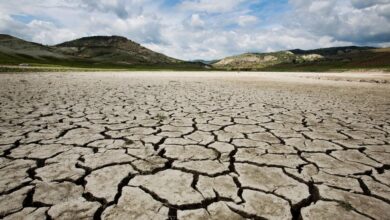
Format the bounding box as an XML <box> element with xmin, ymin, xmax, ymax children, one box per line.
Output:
<box><xmin>213</xmin><ymin>47</ymin><xmax>390</xmax><ymax>72</ymax></box>
<box><xmin>0</xmin><ymin>34</ymin><xmax>208</xmax><ymax>72</ymax></box>
<box><xmin>124</xmin><ymin>139</ymin><xmax>134</xmax><ymax>145</ymax></box>
<box><xmin>1</xmin><ymin>34</ymin><xmax>389</xmax><ymax>72</ymax></box>
<box><xmin>338</xmin><ymin>201</ymin><xmax>354</xmax><ymax>211</ymax></box>
<box><xmin>156</xmin><ymin>113</ymin><xmax>168</xmax><ymax>121</ymax></box>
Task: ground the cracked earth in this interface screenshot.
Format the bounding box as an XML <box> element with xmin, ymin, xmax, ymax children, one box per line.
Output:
<box><xmin>0</xmin><ymin>72</ymin><xmax>389</xmax><ymax>220</ymax></box>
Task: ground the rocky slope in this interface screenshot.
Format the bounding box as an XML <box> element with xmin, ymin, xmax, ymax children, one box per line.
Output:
<box><xmin>213</xmin><ymin>51</ymin><xmax>323</xmax><ymax>69</ymax></box>
<box><xmin>0</xmin><ymin>34</ymin><xmax>185</xmax><ymax>67</ymax></box>
<box><xmin>55</xmin><ymin>36</ymin><xmax>180</xmax><ymax>65</ymax></box>
<box><xmin>213</xmin><ymin>47</ymin><xmax>390</xmax><ymax>71</ymax></box>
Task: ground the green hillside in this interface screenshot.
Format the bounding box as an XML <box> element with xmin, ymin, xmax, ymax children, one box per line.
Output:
<box><xmin>0</xmin><ymin>34</ymin><xmax>206</xmax><ymax>71</ymax></box>
<box><xmin>0</xmin><ymin>34</ymin><xmax>388</xmax><ymax>72</ymax></box>
<box><xmin>213</xmin><ymin>47</ymin><xmax>390</xmax><ymax>72</ymax></box>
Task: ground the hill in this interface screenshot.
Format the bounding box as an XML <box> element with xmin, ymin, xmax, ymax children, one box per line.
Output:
<box><xmin>0</xmin><ymin>34</ymin><xmax>205</xmax><ymax>70</ymax></box>
<box><xmin>0</xmin><ymin>34</ymin><xmax>388</xmax><ymax>72</ymax></box>
<box><xmin>213</xmin><ymin>46</ymin><xmax>390</xmax><ymax>72</ymax></box>
<box><xmin>55</xmin><ymin>36</ymin><xmax>179</xmax><ymax>65</ymax></box>
<box><xmin>0</xmin><ymin>34</ymin><xmax>71</xmax><ymax>64</ymax></box>
<box><xmin>213</xmin><ymin>51</ymin><xmax>312</xmax><ymax>69</ymax></box>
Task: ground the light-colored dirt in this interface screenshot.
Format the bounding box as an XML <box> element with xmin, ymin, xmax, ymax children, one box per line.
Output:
<box><xmin>0</xmin><ymin>71</ymin><xmax>389</xmax><ymax>220</ymax></box>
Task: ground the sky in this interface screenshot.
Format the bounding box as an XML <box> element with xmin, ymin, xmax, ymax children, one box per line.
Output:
<box><xmin>0</xmin><ymin>0</ymin><xmax>389</xmax><ymax>60</ymax></box>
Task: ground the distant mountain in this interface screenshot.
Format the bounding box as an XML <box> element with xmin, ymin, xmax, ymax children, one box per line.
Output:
<box><xmin>191</xmin><ymin>59</ymin><xmax>219</xmax><ymax>65</ymax></box>
<box><xmin>289</xmin><ymin>46</ymin><xmax>375</xmax><ymax>56</ymax></box>
<box><xmin>212</xmin><ymin>46</ymin><xmax>390</xmax><ymax>71</ymax></box>
<box><xmin>0</xmin><ymin>34</ymin><xmax>205</xmax><ymax>69</ymax></box>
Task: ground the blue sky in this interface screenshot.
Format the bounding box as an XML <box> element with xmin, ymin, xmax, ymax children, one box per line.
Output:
<box><xmin>0</xmin><ymin>0</ymin><xmax>389</xmax><ymax>60</ymax></box>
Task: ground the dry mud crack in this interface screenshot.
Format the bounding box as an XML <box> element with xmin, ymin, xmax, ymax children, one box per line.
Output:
<box><xmin>0</xmin><ymin>72</ymin><xmax>389</xmax><ymax>220</ymax></box>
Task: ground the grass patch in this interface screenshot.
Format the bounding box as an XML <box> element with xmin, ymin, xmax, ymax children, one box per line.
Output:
<box><xmin>338</xmin><ymin>201</ymin><xmax>354</xmax><ymax>211</ymax></box>
<box><xmin>124</xmin><ymin>139</ymin><xmax>134</xmax><ymax>145</ymax></box>
<box><xmin>156</xmin><ymin>113</ymin><xmax>167</xmax><ymax>121</ymax></box>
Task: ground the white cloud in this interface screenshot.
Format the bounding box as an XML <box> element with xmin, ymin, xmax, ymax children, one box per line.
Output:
<box><xmin>237</xmin><ymin>15</ymin><xmax>258</xmax><ymax>27</ymax></box>
<box><xmin>377</xmin><ymin>4</ymin><xmax>390</xmax><ymax>18</ymax></box>
<box><xmin>78</xmin><ymin>0</ymin><xmax>129</xmax><ymax>18</ymax></box>
<box><xmin>0</xmin><ymin>0</ymin><xmax>166</xmax><ymax>45</ymax></box>
<box><xmin>179</xmin><ymin>0</ymin><xmax>247</xmax><ymax>13</ymax></box>
<box><xmin>73</xmin><ymin>0</ymin><xmax>156</xmax><ymax>19</ymax></box>
<box><xmin>27</xmin><ymin>20</ymin><xmax>78</xmax><ymax>44</ymax></box>
<box><xmin>189</xmin><ymin>14</ymin><xmax>205</xmax><ymax>27</ymax></box>
<box><xmin>287</xmin><ymin>0</ymin><xmax>390</xmax><ymax>43</ymax></box>
<box><xmin>84</xmin><ymin>13</ymin><xmax>164</xmax><ymax>43</ymax></box>
<box><xmin>0</xmin><ymin>0</ymin><xmax>389</xmax><ymax>60</ymax></box>
<box><xmin>144</xmin><ymin>25</ymin><xmax>351</xmax><ymax>60</ymax></box>
<box><xmin>0</xmin><ymin>14</ymin><xmax>78</xmax><ymax>45</ymax></box>
<box><xmin>351</xmin><ymin>0</ymin><xmax>389</xmax><ymax>9</ymax></box>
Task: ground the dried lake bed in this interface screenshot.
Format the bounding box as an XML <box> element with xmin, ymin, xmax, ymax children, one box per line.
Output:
<box><xmin>0</xmin><ymin>71</ymin><xmax>389</xmax><ymax>219</ymax></box>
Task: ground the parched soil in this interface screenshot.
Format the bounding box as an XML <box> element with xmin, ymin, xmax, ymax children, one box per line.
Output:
<box><xmin>0</xmin><ymin>71</ymin><xmax>389</xmax><ymax>220</ymax></box>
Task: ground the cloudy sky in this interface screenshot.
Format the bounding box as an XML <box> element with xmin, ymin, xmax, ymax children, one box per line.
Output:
<box><xmin>1</xmin><ymin>0</ymin><xmax>389</xmax><ymax>60</ymax></box>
